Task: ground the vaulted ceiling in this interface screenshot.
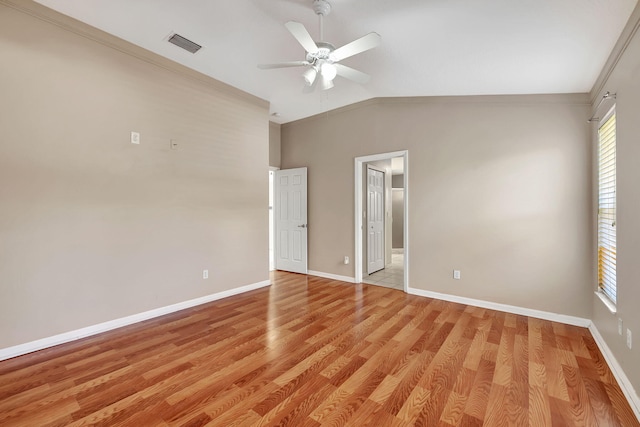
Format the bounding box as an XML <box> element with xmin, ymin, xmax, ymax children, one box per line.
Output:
<box><xmin>35</xmin><ymin>0</ymin><xmax>638</xmax><ymax>123</ymax></box>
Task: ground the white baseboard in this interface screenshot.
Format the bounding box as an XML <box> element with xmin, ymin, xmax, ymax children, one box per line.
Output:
<box><xmin>0</xmin><ymin>279</ymin><xmax>271</xmax><ymax>362</ymax></box>
<box><xmin>4</xmin><ymin>274</ymin><xmax>638</xmax><ymax>422</ymax></box>
<box><xmin>308</xmin><ymin>270</ymin><xmax>355</xmax><ymax>284</ymax></box>
<box><xmin>407</xmin><ymin>287</ymin><xmax>591</xmax><ymax>327</ymax></box>
<box><xmin>589</xmin><ymin>323</ymin><xmax>640</xmax><ymax>421</ymax></box>
<box><xmin>406</xmin><ymin>287</ymin><xmax>639</xmax><ymax>421</ymax></box>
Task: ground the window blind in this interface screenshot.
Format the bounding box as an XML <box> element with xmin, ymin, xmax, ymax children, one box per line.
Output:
<box><xmin>597</xmin><ymin>110</ymin><xmax>616</xmax><ymax>304</ymax></box>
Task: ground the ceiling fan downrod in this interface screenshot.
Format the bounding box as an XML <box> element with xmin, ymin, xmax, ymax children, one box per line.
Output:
<box><xmin>313</xmin><ymin>0</ymin><xmax>331</xmax><ymax>42</ymax></box>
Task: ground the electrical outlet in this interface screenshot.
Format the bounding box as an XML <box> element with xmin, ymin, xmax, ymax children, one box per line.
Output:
<box><xmin>203</xmin><ymin>269</ymin><xmax>209</xmax><ymax>279</ymax></box>
<box><xmin>344</xmin><ymin>256</ymin><xmax>350</xmax><ymax>265</ymax></box>
<box><xmin>618</xmin><ymin>318</ymin><xmax>623</xmax><ymax>336</ymax></box>
<box><xmin>627</xmin><ymin>329</ymin><xmax>632</xmax><ymax>349</ymax></box>
<box><xmin>170</xmin><ymin>139</ymin><xmax>178</xmax><ymax>150</ymax></box>
<box><xmin>453</xmin><ymin>270</ymin><xmax>461</xmax><ymax>280</ymax></box>
<box><xmin>131</xmin><ymin>131</ymin><xmax>140</xmax><ymax>144</ymax></box>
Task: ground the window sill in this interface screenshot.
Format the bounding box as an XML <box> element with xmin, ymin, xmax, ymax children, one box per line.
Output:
<box><xmin>595</xmin><ymin>291</ymin><xmax>617</xmax><ymax>314</ymax></box>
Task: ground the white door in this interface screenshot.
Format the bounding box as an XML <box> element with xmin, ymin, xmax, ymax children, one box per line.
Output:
<box><xmin>367</xmin><ymin>166</ymin><xmax>385</xmax><ymax>274</ymax></box>
<box><xmin>275</xmin><ymin>168</ymin><xmax>308</xmax><ymax>274</ymax></box>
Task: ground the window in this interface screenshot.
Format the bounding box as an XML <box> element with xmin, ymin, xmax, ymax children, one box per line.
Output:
<box><xmin>597</xmin><ymin>108</ymin><xmax>616</xmax><ymax>304</ymax></box>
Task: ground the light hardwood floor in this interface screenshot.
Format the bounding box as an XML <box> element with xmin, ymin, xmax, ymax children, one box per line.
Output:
<box><xmin>0</xmin><ymin>271</ymin><xmax>638</xmax><ymax>426</ymax></box>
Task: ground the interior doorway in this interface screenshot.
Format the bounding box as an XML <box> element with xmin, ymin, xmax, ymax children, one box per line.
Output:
<box><xmin>355</xmin><ymin>151</ymin><xmax>408</xmax><ymax>292</ymax></box>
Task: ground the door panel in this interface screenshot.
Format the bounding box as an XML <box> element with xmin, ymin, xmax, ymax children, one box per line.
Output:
<box><xmin>279</xmin><ymin>230</ymin><xmax>288</xmax><ymax>260</ymax></box>
<box><xmin>275</xmin><ymin>168</ymin><xmax>308</xmax><ymax>274</ymax></box>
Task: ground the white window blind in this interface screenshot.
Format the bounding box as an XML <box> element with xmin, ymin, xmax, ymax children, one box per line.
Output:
<box><xmin>597</xmin><ymin>110</ymin><xmax>616</xmax><ymax>304</ymax></box>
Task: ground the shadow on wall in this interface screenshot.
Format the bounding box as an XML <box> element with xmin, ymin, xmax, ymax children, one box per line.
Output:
<box><xmin>392</xmin><ymin>173</ymin><xmax>404</xmax><ymax>249</ymax></box>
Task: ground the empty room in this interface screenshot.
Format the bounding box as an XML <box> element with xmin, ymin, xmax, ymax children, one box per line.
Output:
<box><xmin>1</xmin><ymin>0</ymin><xmax>639</xmax><ymax>425</ymax></box>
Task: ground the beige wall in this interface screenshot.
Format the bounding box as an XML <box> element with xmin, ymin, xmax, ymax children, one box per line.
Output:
<box><xmin>269</xmin><ymin>121</ymin><xmax>281</xmax><ymax>168</ymax></box>
<box><xmin>392</xmin><ymin>187</ymin><xmax>404</xmax><ymax>249</ymax></box>
<box><xmin>392</xmin><ymin>174</ymin><xmax>405</xmax><ymax>249</ymax></box>
<box><xmin>0</xmin><ymin>2</ymin><xmax>269</xmax><ymax>348</ymax></box>
<box><xmin>282</xmin><ymin>95</ymin><xmax>592</xmax><ymax>318</ymax></box>
<box><xmin>590</xmin><ymin>4</ymin><xmax>640</xmax><ymax>394</ymax></box>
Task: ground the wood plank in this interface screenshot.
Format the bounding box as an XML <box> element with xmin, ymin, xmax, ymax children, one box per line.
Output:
<box><xmin>529</xmin><ymin>385</ymin><xmax>552</xmax><ymax>426</ymax></box>
<box><xmin>0</xmin><ymin>271</ymin><xmax>637</xmax><ymax>426</ymax></box>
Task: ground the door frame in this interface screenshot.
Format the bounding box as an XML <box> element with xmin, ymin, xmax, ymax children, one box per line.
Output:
<box><xmin>268</xmin><ymin>166</ymin><xmax>279</xmax><ymax>272</ymax></box>
<box><xmin>355</xmin><ymin>150</ymin><xmax>409</xmax><ymax>291</ymax></box>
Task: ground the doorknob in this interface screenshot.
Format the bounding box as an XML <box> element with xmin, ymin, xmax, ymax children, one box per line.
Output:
<box><xmin>297</xmin><ymin>224</ymin><xmax>307</xmax><ymax>228</ymax></box>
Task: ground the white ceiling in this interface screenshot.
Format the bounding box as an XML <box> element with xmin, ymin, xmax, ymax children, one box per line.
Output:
<box><xmin>35</xmin><ymin>0</ymin><xmax>638</xmax><ymax>124</ymax></box>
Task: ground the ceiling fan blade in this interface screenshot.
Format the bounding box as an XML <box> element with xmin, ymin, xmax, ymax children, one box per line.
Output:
<box><xmin>285</xmin><ymin>21</ymin><xmax>319</xmax><ymax>54</ymax></box>
<box><xmin>334</xmin><ymin>64</ymin><xmax>371</xmax><ymax>84</ymax></box>
<box><xmin>331</xmin><ymin>32</ymin><xmax>381</xmax><ymax>62</ymax></box>
<box><xmin>258</xmin><ymin>61</ymin><xmax>310</xmax><ymax>69</ymax></box>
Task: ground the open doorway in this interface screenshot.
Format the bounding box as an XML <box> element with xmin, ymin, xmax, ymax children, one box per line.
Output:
<box><xmin>355</xmin><ymin>151</ymin><xmax>408</xmax><ymax>291</ymax></box>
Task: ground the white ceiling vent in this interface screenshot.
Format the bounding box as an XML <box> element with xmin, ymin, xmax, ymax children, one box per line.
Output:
<box><xmin>167</xmin><ymin>33</ymin><xmax>202</xmax><ymax>54</ymax></box>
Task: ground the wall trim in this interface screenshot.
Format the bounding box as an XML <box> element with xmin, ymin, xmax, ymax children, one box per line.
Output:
<box><xmin>589</xmin><ymin>324</ymin><xmax>640</xmax><ymax>421</ymax></box>
<box><xmin>407</xmin><ymin>287</ymin><xmax>591</xmax><ymax>327</ymax></box>
<box><xmin>0</xmin><ymin>0</ymin><xmax>267</xmax><ymax>108</ymax></box>
<box><xmin>0</xmin><ymin>279</ymin><xmax>271</xmax><ymax>362</ymax></box>
<box><xmin>308</xmin><ymin>270</ymin><xmax>355</xmax><ymax>284</ymax></box>
<box><xmin>408</xmin><ymin>286</ymin><xmax>639</xmax><ymax>420</ymax></box>
<box><xmin>4</xmin><ymin>274</ymin><xmax>638</xmax><ymax>421</ymax></box>
<box><xmin>590</xmin><ymin>1</ymin><xmax>640</xmax><ymax>103</ymax></box>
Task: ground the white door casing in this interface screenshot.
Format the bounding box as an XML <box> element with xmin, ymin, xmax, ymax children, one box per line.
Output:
<box><xmin>354</xmin><ymin>150</ymin><xmax>409</xmax><ymax>290</ymax></box>
<box><xmin>275</xmin><ymin>168</ymin><xmax>308</xmax><ymax>274</ymax></box>
<box><xmin>367</xmin><ymin>166</ymin><xmax>385</xmax><ymax>274</ymax></box>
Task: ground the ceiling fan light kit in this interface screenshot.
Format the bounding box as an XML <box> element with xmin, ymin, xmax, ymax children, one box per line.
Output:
<box><xmin>320</xmin><ymin>61</ymin><xmax>337</xmax><ymax>80</ymax></box>
<box><xmin>303</xmin><ymin>67</ymin><xmax>318</xmax><ymax>85</ymax></box>
<box><xmin>258</xmin><ymin>0</ymin><xmax>381</xmax><ymax>92</ymax></box>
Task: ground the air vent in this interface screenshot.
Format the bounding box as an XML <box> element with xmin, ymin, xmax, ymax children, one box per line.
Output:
<box><xmin>167</xmin><ymin>33</ymin><xmax>202</xmax><ymax>54</ymax></box>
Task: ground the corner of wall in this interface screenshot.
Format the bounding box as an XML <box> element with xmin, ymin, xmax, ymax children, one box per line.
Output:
<box><xmin>589</xmin><ymin>323</ymin><xmax>640</xmax><ymax>421</ymax></box>
<box><xmin>269</xmin><ymin>121</ymin><xmax>281</xmax><ymax>169</ymax></box>
<box><xmin>589</xmin><ymin>1</ymin><xmax>640</xmax><ymax>102</ymax></box>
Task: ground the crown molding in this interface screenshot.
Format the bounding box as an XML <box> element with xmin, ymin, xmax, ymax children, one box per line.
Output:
<box><xmin>590</xmin><ymin>1</ymin><xmax>640</xmax><ymax>104</ymax></box>
<box><xmin>0</xmin><ymin>0</ymin><xmax>268</xmax><ymax>109</ymax></box>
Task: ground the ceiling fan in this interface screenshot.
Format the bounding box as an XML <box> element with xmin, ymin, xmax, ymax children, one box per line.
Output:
<box><xmin>258</xmin><ymin>0</ymin><xmax>381</xmax><ymax>91</ymax></box>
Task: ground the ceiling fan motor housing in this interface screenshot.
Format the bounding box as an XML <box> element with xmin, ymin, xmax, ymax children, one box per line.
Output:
<box><xmin>306</xmin><ymin>41</ymin><xmax>336</xmax><ymax>66</ymax></box>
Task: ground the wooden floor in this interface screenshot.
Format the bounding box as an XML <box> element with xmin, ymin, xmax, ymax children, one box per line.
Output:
<box><xmin>0</xmin><ymin>272</ymin><xmax>638</xmax><ymax>426</ymax></box>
